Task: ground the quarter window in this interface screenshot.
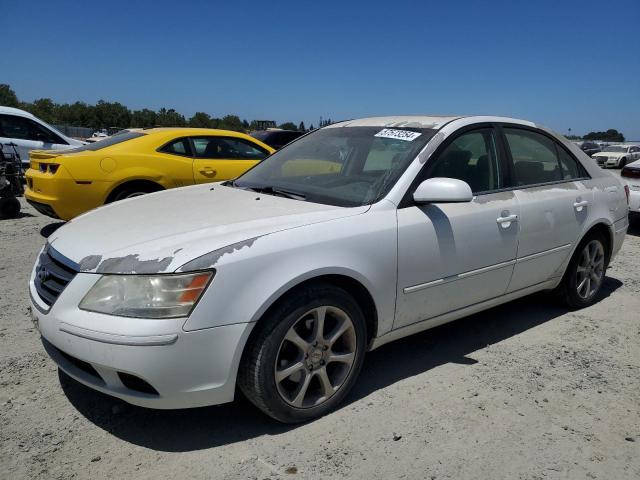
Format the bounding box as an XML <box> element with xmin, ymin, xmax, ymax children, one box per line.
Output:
<box><xmin>191</xmin><ymin>137</ymin><xmax>269</xmax><ymax>160</ymax></box>
<box><xmin>504</xmin><ymin>129</ymin><xmax>562</xmax><ymax>186</ymax></box>
<box><xmin>159</xmin><ymin>138</ymin><xmax>191</xmax><ymax>157</ymax></box>
<box><xmin>426</xmin><ymin>129</ymin><xmax>502</xmax><ymax>193</ymax></box>
<box><xmin>557</xmin><ymin>146</ymin><xmax>587</xmax><ymax>180</ymax></box>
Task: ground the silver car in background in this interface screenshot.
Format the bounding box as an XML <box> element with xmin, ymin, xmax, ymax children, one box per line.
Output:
<box><xmin>29</xmin><ymin>116</ymin><xmax>629</xmax><ymax>423</ymax></box>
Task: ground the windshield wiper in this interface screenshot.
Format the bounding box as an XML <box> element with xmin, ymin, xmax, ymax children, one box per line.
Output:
<box><xmin>227</xmin><ymin>181</ymin><xmax>307</xmax><ymax>200</ymax></box>
<box><xmin>244</xmin><ymin>185</ymin><xmax>306</xmax><ymax>200</ymax></box>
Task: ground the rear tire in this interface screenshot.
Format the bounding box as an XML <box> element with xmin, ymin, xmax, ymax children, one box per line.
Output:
<box><xmin>238</xmin><ymin>283</ymin><xmax>367</xmax><ymax>423</ymax></box>
<box><xmin>0</xmin><ymin>197</ymin><xmax>21</xmax><ymax>219</ymax></box>
<box><xmin>554</xmin><ymin>232</ymin><xmax>608</xmax><ymax>309</ymax></box>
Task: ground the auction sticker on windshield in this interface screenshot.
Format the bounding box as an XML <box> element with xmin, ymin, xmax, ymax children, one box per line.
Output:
<box><xmin>374</xmin><ymin>129</ymin><xmax>422</xmax><ymax>141</ymax></box>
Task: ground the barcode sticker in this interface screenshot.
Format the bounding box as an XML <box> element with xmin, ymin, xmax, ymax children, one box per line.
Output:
<box><xmin>374</xmin><ymin>129</ymin><xmax>422</xmax><ymax>142</ymax></box>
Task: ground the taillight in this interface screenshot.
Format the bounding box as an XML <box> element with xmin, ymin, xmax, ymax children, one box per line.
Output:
<box><xmin>624</xmin><ymin>185</ymin><xmax>630</xmax><ymax>205</ymax></box>
<box><xmin>621</xmin><ymin>167</ymin><xmax>640</xmax><ymax>179</ymax></box>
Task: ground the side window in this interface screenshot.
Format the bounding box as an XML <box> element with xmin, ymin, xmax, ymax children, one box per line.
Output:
<box><xmin>426</xmin><ymin>128</ymin><xmax>502</xmax><ymax>193</ymax></box>
<box><xmin>557</xmin><ymin>146</ymin><xmax>587</xmax><ymax>180</ymax></box>
<box><xmin>192</xmin><ymin>137</ymin><xmax>269</xmax><ymax>160</ymax></box>
<box><xmin>159</xmin><ymin>138</ymin><xmax>191</xmax><ymax>157</ymax></box>
<box><xmin>0</xmin><ymin>114</ymin><xmax>64</xmax><ymax>144</ymax></box>
<box><xmin>504</xmin><ymin>128</ymin><xmax>562</xmax><ymax>186</ymax></box>
<box><xmin>631</xmin><ymin>146</ymin><xmax>640</xmax><ymax>153</ymax></box>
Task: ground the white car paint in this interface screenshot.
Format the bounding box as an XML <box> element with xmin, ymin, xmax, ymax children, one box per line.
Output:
<box><xmin>592</xmin><ymin>144</ymin><xmax>640</xmax><ymax>168</ymax></box>
<box><xmin>621</xmin><ymin>159</ymin><xmax>640</xmax><ymax>215</ymax></box>
<box><xmin>0</xmin><ymin>106</ymin><xmax>85</xmax><ymax>168</ymax></box>
<box><xmin>29</xmin><ymin>115</ymin><xmax>629</xmax><ymax>411</ymax></box>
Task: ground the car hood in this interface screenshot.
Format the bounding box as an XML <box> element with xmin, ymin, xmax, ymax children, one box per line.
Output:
<box><xmin>48</xmin><ymin>183</ymin><xmax>369</xmax><ymax>274</ymax></box>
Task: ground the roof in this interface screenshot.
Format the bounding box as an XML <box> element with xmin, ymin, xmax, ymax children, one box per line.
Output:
<box><xmin>0</xmin><ymin>105</ymin><xmax>36</xmax><ymax>118</ymax></box>
<box><xmin>139</xmin><ymin>127</ymin><xmax>253</xmax><ymax>137</ymax></box>
<box><xmin>327</xmin><ymin>115</ymin><xmax>462</xmax><ymax>129</ymax></box>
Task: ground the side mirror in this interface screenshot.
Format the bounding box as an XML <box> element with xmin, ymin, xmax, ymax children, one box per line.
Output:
<box><xmin>413</xmin><ymin>177</ymin><xmax>473</xmax><ymax>204</ymax></box>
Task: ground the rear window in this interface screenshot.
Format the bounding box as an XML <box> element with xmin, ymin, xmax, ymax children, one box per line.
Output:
<box><xmin>64</xmin><ymin>131</ymin><xmax>146</xmax><ymax>152</ymax></box>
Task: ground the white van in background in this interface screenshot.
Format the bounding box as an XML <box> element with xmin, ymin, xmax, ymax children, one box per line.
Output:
<box><xmin>0</xmin><ymin>106</ymin><xmax>85</xmax><ymax>170</ymax></box>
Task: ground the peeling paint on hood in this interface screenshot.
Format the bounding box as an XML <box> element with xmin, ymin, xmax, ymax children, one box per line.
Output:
<box><xmin>49</xmin><ymin>183</ymin><xmax>369</xmax><ymax>274</ymax></box>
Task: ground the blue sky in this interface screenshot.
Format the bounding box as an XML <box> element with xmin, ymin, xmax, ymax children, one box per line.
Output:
<box><xmin>3</xmin><ymin>0</ymin><xmax>639</xmax><ymax>138</ymax></box>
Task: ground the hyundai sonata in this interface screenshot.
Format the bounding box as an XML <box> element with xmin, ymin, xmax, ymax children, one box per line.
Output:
<box><xmin>29</xmin><ymin>116</ymin><xmax>629</xmax><ymax>423</ymax></box>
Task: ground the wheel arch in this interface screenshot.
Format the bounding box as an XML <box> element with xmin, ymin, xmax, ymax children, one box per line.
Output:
<box><xmin>105</xmin><ymin>178</ymin><xmax>165</xmax><ymax>203</ymax></box>
<box><xmin>245</xmin><ymin>273</ymin><xmax>380</xmax><ymax>350</ymax></box>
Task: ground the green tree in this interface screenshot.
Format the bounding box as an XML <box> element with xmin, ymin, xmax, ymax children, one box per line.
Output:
<box><xmin>583</xmin><ymin>129</ymin><xmax>625</xmax><ymax>142</ymax></box>
<box><xmin>278</xmin><ymin>122</ymin><xmax>297</xmax><ymax>130</ymax></box>
<box><xmin>56</xmin><ymin>102</ymin><xmax>97</xmax><ymax>127</ymax></box>
<box><xmin>93</xmin><ymin>100</ymin><xmax>131</xmax><ymax>129</ymax></box>
<box><xmin>0</xmin><ymin>84</ymin><xmax>20</xmax><ymax>107</ymax></box>
<box><xmin>156</xmin><ymin>108</ymin><xmax>186</xmax><ymax>127</ymax></box>
<box><xmin>24</xmin><ymin>98</ymin><xmax>58</xmax><ymax>124</ymax></box>
<box><xmin>309</xmin><ymin>124</ymin><xmax>315</xmax><ymax>131</ymax></box>
<box><xmin>298</xmin><ymin>121</ymin><xmax>306</xmax><ymax>132</ymax></box>
<box><xmin>219</xmin><ymin>115</ymin><xmax>244</xmax><ymax>132</ymax></box>
<box><xmin>131</xmin><ymin>109</ymin><xmax>157</xmax><ymax>127</ymax></box>
<box><xmin>188</xmin><ymin>112</ymin><xmax>212</xmax><ymax>128</ymax></box>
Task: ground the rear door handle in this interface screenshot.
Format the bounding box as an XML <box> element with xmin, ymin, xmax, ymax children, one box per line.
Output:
<box><xmin>573</xmin><ymin>200</ymin><xmax>589</xmax><ymax>211</ymax></box>
<box><xmin>496</xmin><ymin>214</ymin><xmax>518</xmax><ymax>227</ymax></box>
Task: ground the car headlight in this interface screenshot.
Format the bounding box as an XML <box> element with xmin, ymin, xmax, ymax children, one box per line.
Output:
<box><xmin>79</xmin><ymin>271</ymin><xmax>214</xmax><ymax>318</ymax></box>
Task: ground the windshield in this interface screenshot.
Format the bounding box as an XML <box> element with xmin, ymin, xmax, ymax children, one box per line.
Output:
<box><xmin>62</xmin><ymin>131</ymin><xmax>146</xmax><ymax>152</ymax></box>
<box><xmin>233</xmin><ymin>126</ymin><xmax>435</xmax><ymax>207</ymax></box>
<box><xmin>604</xmin><ymin>146</ymin><xmax>627</xmax><ymax>153</ymax></box>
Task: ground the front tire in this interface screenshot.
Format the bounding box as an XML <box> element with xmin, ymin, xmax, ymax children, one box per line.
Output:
<box><xmin>555</xmin><ymin>232</ymin><xmax>608</xmax><ymax>309</ymax></box>
<box><xmin>619</xmin><ymin>157</ymin><xmax>627</xmax><ymax>168</ymax></box>
<box><xmin>238</xmin><ymin>283</ymin><xmax>367</xmax><ymax>423</ymax></box>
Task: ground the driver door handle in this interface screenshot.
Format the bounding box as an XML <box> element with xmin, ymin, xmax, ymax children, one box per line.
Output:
<box><xmin>199</xmin><ymin>168</ymin><xmax>217</xmax><ymax>178</ymax></box>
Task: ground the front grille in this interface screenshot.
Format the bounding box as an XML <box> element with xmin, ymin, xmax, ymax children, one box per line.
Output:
<box><xmin>34</xmin><ymin>246</ymin><xmax>78</xmax><ymax>307</ymax></box>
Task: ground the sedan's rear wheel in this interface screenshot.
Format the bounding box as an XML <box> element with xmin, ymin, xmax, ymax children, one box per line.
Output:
<box><xmin>238</xmin><ymin>283</ymin><xmax>367</xmax><ymax>423</ymax></box>
<box><xmin>555</xmin><ymin>232</ymin><xmax>608</xmax><ymax>308</ymax></box>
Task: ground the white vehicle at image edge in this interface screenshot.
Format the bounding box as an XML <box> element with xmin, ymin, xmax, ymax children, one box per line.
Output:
<box><xmin>29</xmin><ymin>116</ymin><xmax>629</xmax><ymax>423</ymax></box>
<box><xmin>591</xmin><ymin>144</ymin><xmax>640</xmax><ymax>168</ymax></box>
<box><xmin>0</xmin><ymin>106</ymin><xmax>85</xmax><ymax>169</ymax></box>
<box><xmin>621</xmin><ymin>159</ymin><xmax>640</xmax><ymax>217</ymax></box>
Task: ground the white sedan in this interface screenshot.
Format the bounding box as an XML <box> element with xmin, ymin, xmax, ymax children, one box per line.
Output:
<box><xmin>29</xmin><ymin>116</ymin><xmax>629</xmax><ymax>423</ymax></box>
<box><xmin>592</xmin><ymin>144</ymin><xmax>640</xmax><ymax>168</ymax></box>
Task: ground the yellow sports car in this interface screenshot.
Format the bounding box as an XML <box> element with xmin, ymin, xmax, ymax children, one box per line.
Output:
<box><xmin>24</xmin><ymin>128</ymin><xmax>274</xmax><ymax>220</ymax></box>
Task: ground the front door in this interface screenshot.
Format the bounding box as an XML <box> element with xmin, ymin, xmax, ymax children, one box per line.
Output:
<box><xmin>394</xmin><ymin>127</ymin><xmax>520</xmax><ymax>329</ymax></box>
<box><xmin>191</xmin><ymin>136</ymin><xmax>269</xmax><ymax>184</ymax></box>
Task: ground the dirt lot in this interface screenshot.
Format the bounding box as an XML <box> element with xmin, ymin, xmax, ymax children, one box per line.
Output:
<box><xmin>1</xmin><ymin>198</ymin><xmax>639</xmax><ymax>480</ymax></box>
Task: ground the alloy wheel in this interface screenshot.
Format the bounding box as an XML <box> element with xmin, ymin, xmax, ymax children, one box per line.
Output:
<box><xmin>576</xmin><ymin>240</ymin><xmax>605</xmax><ymax>300</ymax></box>
<box><xmin>274</xmin><ymin>306</ymin><xmax>357</xmax><ymax>408</ymax></box>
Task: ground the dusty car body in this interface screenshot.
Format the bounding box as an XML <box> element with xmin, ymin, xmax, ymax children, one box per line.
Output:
<box><xmin>29</xmin><ymin>116</ymin><xmax>629</xmax><ymax>423</ymax></box>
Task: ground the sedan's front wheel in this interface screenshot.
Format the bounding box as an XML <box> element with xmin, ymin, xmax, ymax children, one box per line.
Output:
<box><xmin>238</xmin><ymin>283</ymin><xmax>367</xmax><ymax>423</ymax></box>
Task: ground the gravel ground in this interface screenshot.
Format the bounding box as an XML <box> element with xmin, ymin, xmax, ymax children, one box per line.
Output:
<box><xmin>1</xmin><ymin>197</ymin><xmax>639</xmax><ymax>480</ymax></box>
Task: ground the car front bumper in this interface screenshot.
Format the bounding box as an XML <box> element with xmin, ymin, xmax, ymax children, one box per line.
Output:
<box><xmin>29</xmin><ymin>268</ymin><xmax>253</xmax><ymax>409</ymax></box>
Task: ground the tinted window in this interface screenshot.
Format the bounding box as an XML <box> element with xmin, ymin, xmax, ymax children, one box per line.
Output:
<box><xmin>504</xmin><ymin>129</ymin><xmax>562</xmax><ymax>186</ymax></box>
<box><xmin>426</xmin><ymin>129</ymin><xmax>502</xmax><ymax>193</ymax></box>
<box><xmin>0</xmin><ymin>114</ymin><xmax>66</xmax><ymax>144</ymax></box>
<box><xmin>192</xmin><ymin>137</ymin><xmax>269</xmax><ymax>160</ymax></box>
<box><xmin>159</xmin><ymin>138</ymin><xmax>191</xmax><ymax>156</ymax></box>
<box><xmin>64</xmin><ymin>131</ymin><xmax>146</xmax><ymax>152</ymax></box>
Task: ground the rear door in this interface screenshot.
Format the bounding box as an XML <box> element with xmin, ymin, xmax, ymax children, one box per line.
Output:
<box><xmin>394</xmin><ymin>126</ymin><xmax>520</xmax><ymax>328</ymax></box>
<box><xmin>501</xmin><ymin>126</ymin><xmax>593</xmax><ymax>292</ymax></box>
<box><xmin>191</xmin><ymin>136</ymin><xmax>270</xmax><ymax>184</ymax></box>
